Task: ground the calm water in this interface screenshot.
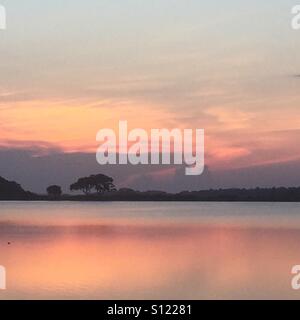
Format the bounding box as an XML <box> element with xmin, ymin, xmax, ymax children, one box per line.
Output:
<box><xmin>1</xmin><ymin>201</ymin><xmax>300</xmax><ymax>300</ymax></box>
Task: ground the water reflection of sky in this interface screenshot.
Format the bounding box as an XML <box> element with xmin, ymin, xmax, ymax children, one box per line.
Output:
<box><xmin>1</xmin><ymin>202</ymin><xmax>300</xmax><ymax>299</ymax></box>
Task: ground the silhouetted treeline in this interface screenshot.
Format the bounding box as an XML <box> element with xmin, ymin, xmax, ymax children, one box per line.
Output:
<box><xmin>33</xmin><ymin>186</ymin><xmax>300</xmax><ymax>202</ymax></box>
<box><xmin>2</xmin><ymin>174</ymin><xmax>300</xmax><ymax>201</ymax></box>
<box><xmin>56</xmin><ymin>187</ymin><xmax>300</xmax><ymax>202</ymax></box>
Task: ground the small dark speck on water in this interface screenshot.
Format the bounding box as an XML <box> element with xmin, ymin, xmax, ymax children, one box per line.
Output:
<box><xmin>7</xmin><ymin>242</ymin><xmax>11</xmax><ymax>245</ymax></box>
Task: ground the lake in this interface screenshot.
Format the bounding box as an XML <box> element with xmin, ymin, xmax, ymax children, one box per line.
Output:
<box><xmin>0</xmin><ymin>201</ymin><xmax>300</xmax><ymax>300</ymax></box>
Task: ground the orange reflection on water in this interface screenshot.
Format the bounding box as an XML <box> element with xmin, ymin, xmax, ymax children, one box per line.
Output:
<box><xmin>1</xmin><ymin>223</ymin><xmax>300</xmax><ymax>300</ymax></box>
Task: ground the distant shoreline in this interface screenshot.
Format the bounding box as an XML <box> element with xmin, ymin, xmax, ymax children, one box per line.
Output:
<box><xmin>2</xmin><ymin>187</ymin><xmax>300</xmax><ymax>202</ymax></box>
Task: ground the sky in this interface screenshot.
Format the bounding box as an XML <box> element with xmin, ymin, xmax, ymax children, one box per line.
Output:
<box><xmin>0</xmin><ymin>0</ymin><xmax>300</xmax><ymax>191</ymax></box>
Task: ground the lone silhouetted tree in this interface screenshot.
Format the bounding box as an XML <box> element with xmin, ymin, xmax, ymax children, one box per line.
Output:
<box><xmin>47</xmin><ymin>185</ymin><xmax>62</xmax><ymax>198</ymax></box>
<box><xmin>70</xmin><ymin>177</ymin><xmax>93</xmax><ymax>195</ymax></box>
<box><xmin>90</xmin><ymin>174</ymin><xmax>116</xmax><ymax>194</ymax></box>
<box><xmin>70</xmin><ymin>174</ymin><xmax>116</xmax><ymax>195</ymax></box>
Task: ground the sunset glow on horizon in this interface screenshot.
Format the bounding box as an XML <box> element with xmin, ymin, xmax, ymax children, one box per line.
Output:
<box><xmin>1</xmin><ymin>0</ymin><xmax>300</xmax><ymax>189</ymax></box>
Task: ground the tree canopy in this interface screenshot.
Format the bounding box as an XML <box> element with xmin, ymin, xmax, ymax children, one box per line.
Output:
<box><xmin>47</xmin><ymin>185</ymin><xmax>62</xmax><ymax>197</ymax></box>
<box><xmin>70</xmin><ymin>174</ymin><xmax>116</xmax><ymax>195</ymax></box>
